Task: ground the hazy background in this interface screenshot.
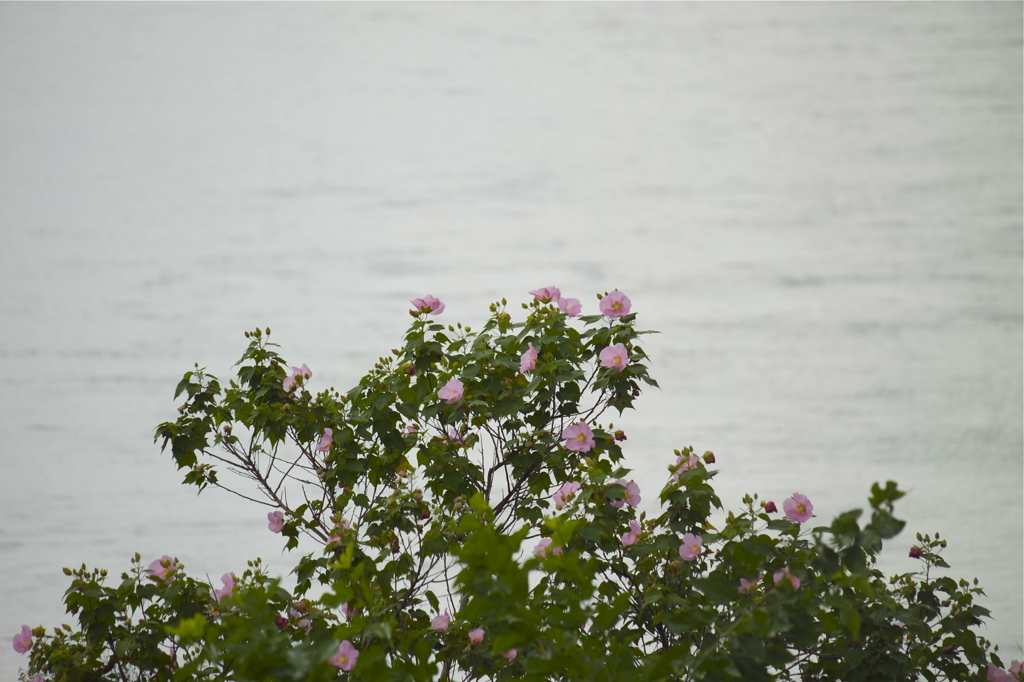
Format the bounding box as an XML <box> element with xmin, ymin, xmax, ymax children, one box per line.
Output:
<box><xmin>1</xmin><ymin>3</ymin><xmax>1021</xmax><ymax>677</ymax></box>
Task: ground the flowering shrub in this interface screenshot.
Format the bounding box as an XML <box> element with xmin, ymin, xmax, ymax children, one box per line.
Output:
<box><xmin>14</xmin><ymin>290</ymin><xmax>1018</xmax><ymax>681</ymax></box>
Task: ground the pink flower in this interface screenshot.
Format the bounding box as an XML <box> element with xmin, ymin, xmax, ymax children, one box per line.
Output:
<box><xmin>671</xmin><ymin>453</ymin><xmax>699</xmax><ymax>481</ymax></box>
<box><xmin>405</xmin><ymin>423</ymin><xmax>419</xmax><ymax>435</ymax></box>
<box><xmin>211</xmin><ymin>573</ymin><xmax>236</xmax><ymax>603</ymax></box>
<box><xmin>444</xmin><ymin>426</ymin><xmax>466</xmax><ymax>444</ymax></box>
<box><xmin>764</xmin><ymin>501</ymin><xmax>778</xmax><ymax>514</ymax></box>
<box><xmin>1010</xmin><ymin>661</ymin><xmax>1023</xmax><ymax>676</ymax></box>
<box><xmin>620</xmin><ymin>520</ymin><xmax>642</xmax><ymax>547</ymax></box>
<box><xmin>468</xmin><ymin>628</ymin><xmax>485</xmax><ymax>644</ymax></box>
<box><xmin>529</xmin><ymin>286</ymin><xmax>561</xmax><ymax>303</ymax></box>
<box><xmin>599</xmin><ymin>290</ymin><xmax>631</xmax><ymax>318</ymax></box>
<box><xmin>283</xmin><ymin>363</ymin><xmax>312</xmax><ymax>392</ymax></box>
<box><xmin>679</xmin><ymin>533</ymin><xmax>703</xmax><ymax>561</ymax></box>
<box><xmin>552</xmin><ymin>481</ymin><xmax>581</xmax><ymax>509</ymax></box>
<box><xmin>610</xmin><ymin>479</ymin><xmax>641</xmax><ymax>509</ymax></box>
<box><xmin>316</xmin><ymin>427</ymin><xmax>333</xmax><ymax>452</ymax></box>
<box><xmin>30</xmin><ymin>676</ymin><xmax>43</xmax><ymax>682</ymax></box>
<box><xmin>599</xmin><ymin>343</ymin><xmax>629</xmax><ymax>372</ymax></box>
<box><xmin>783</xmin><ymin>493</ymin><xmax>813</xmax><ymax>523</ymax></box>
<box><xmin>501</xmin><ymin>649</ymin><xmax>518</xmax><ymax>661</ymax></box>
<box><xmin>341</xmin><ymin>603</ymin><xmax>350</xmax><ymax>619</ymax></box>
<box><xmin>520</xmin><ymin>342</ymin><xmax>538</xmax><ymax>373</ymax></box>
<box><xmin>146</xmin><ymin>556</ymin><xmax>179</xmax><ymax>584</ymax></box>
<box><xmin>738</xmin><ymin>577</ymin><xmax>759</xmax><ymax>595</ymax></box>
<box><xmin>987</xmin><ymin>664</ymin><xmax>1011</xmax><ymax>682</ymax></box>
<box><xmin>533</xmin><ymin>538</ymin><xmax>562</xmax><ymax>558</ymax></box>
<box><xmin>12</xmin><ymin>625</ymin><xmax>32</xmax><ymax>654</ymax></box>
<box><xmin>431</xmin><ymin>610</ymin><xmax>451</xmax><ymax>632</ymax></box>
<box><xmin>438</xmin><ymin>377</ymin><xmax>464</xmax><ymax>404</ymax></box>
<box><xmin>773</xmin><ymin>566</ymin><xmax>801</xmax><ymax>590</ymax></box>
<box><xmin>558</xmin><ymin>297</ymin><xmax>582</xmax><ymax>317</ymax></box>
<box><xmin>268</xmin><ymin>511</ymin><xmax>284</xmax><ymax>533</ymax></box>
<box><xmin>411</xmin><ymin>295</ymin><xmax>445</xmax><ymax>315</ymax></box>
<box><xmin>561</xmin><ymin>422</ymin><xmax>595</xmax><ymax>453</ymax></box>
<box><xmin>330</xmin><ymin>640</ymin><xmax>359</xmax><ymax>671</ymax></box>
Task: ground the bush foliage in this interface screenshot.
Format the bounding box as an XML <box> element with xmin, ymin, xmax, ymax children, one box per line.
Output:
<box><xmin>15</xmin><ymin>289</ymin><xmax>1019</xmax><ymax>681</ymax></box>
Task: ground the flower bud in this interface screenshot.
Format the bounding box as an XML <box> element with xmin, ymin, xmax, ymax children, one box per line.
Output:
<box><xmin>702</xmin><ymin>451</ymin><xmax>715</xmax><ymax>464</ymax></box>
<box><xmin>420</xmin><ymin>509</ymin><xmax>431</xmax><ymax>520</ymax></box>
<box><xmin>909</xmin><ymin>546</ymin><xmax>922</xmax><ymax>559</ymax></box>
<box><xmin>614</xmin><ymin>430</ymin><xmax>627</xmax><ymax>442</ymax></box>
<box><xmin>764</xmin><ymin>501</ymin><xmax>777</xmax><ymax>514</ymax></box>
<box><xmin>275</xmin><ymin>616</ymin><xmax>289</xmax><ymax>630</ymax></box>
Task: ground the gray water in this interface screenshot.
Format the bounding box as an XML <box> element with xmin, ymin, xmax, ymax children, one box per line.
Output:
<box><xmin>1</xmin><ymin>3</ymin><xmax>1021</xmax><ymax>677</ymax></box>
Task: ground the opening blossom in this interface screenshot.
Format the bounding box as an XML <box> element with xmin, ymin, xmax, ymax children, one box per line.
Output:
<box><xmin>561</xmin><ymin>421</ymin><xmax>595</xmax><ymax>452</ymax></box>
<box><xmin>211</xmin><ymin>573</ymin><xmax>236</xmax><ymax>603</ymax></box>
<box><xmin>679</xmin><ymin>533</ymin><xmax>703</xmax><ymax>561</ymax></box>
<box><xmin>738</xmin><ymin>577</ymin><xmax>760</xmax><ymax>595</ymax></box>
<box><xmin>533</xmin><ymin>538</ymin><xmax>562</xmax><ymax>558</ymax></box>
<box><xmin>783</xmin><ymin>493</ymin><xmax>813</xmax><ymax>523</ymax></box>
<box><xmin>444</xmin><ymin>426</ymin><xmax>466</xmax><ymax>444</ymax></box>
<box><xmin>267</xmin><ymin>510</ymin><xmax>284</xmax><ymax>533</ymax></box>
<box><xmin>431</xmin><ymin>610</ymin><xmax>451</xmax><ymax>632</ymax></box>
<box><xmin>552</xmin><ymin>481</ymin><xmax>581</xmax><ymax>509</ymax></box>
<box><xmin>610</xmin><ymin>479</ymin><xmax>641</xmax><ymax>509</ymax></box>
<box><xmin>599</xmin><ymin>290</ymin><xmax>631</xmax><ymax>318</ymax></box>
<box><xmin>774</xmin><ymin>566</ymin><xmax>801</xmax><ymax>590</ymax></box>
<box><xmin>599</xmin><ymin>343</ymin><xmax>630</xmax><ymax>372</ymax></box>
<box><xmin>468</xmin><ymin>628</ymin><xmax>485</xmax><ymax>644</ymax></box>
<box><xmin>330</xmin><ymin>640</ymin><xmax>359</xmax><ymax>671</ymax></box>
<box><xmin>316</xmin><ymin>427</ymin><xmax>333</xmax><ymax>452</ymax></box>
<box><xmin>438</xmin><ymin>377</ymin><xmax>464</xmax><ymax>404</ymax></box>
<box><xmin>410</xmin><ymin>295</ymin><xmax>445</xmax><ymax>315</ymax></box>
<box><xmin>558</xmin><ymin>297</ymin><xmax>582</xmax><ymax>317</ymax></box>
<box><xmin>283</xmin><ymin>363</ymin><xmax>312</xmax><ymax>392</ymax></box>
<box><xmin>13</xmin><ymin>625</ymin><xmax>33</xmax><ymax>654</ymax></box>
<box><xmin>988</xmin><ymin>662</ymin><xmax>1024</xmax><ymax>682</ymax></box>
<box><xmin>620</xmin><ymin>520</ymin><xmax>642</xmax><ymax>547</ymax></box>
<box><xmin>146</xmin><ymin>555</ymin><xmax>179</xmax><ymax>584</ymax></box>
<box><xmin>529</xmin><ymin>286</ymin><xmax>561</xmax><ymax>303</ymax></box>
<box><xmin>520</xmin><ymin>342</ymin><xmax>538</xmax><ymax>373</ymax></box>
<box><xmin>672</xmin><ymin>453</ymin><xmax>699</xmax><ymax>481</ymax></box>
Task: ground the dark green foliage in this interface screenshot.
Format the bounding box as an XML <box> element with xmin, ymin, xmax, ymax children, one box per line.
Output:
<box><xmin>18</xmin><ymin>294</ymin><xmax>1009</xmax><ymax>681</ymax></box>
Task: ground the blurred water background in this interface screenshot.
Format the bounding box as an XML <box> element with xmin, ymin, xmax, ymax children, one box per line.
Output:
<box><xmin>1</xmin><ymin>3</ymin><xmax>1021</xmax><ymax>677</ymax></box>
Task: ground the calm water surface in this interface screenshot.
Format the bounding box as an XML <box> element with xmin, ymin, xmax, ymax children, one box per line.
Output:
<box><xmin>1</xmin><ymin>3</ymin><xmax>1021</xmax><ymax>677</ymax></box>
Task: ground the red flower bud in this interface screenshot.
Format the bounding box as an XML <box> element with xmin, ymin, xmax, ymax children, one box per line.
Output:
<box><xmin>909</xmin><ymin>546</ymin><xmax>922</xmax><ymax>559</ymax></box>
<box><xmin>764</xmin><ymin>501</ymin><xmax>777</xmax><ymax>514</ymax></box>
<box><xmin>702</xmin><ymin>451</ymin><xmax>715</xmax><ymax>464</ymax></box>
